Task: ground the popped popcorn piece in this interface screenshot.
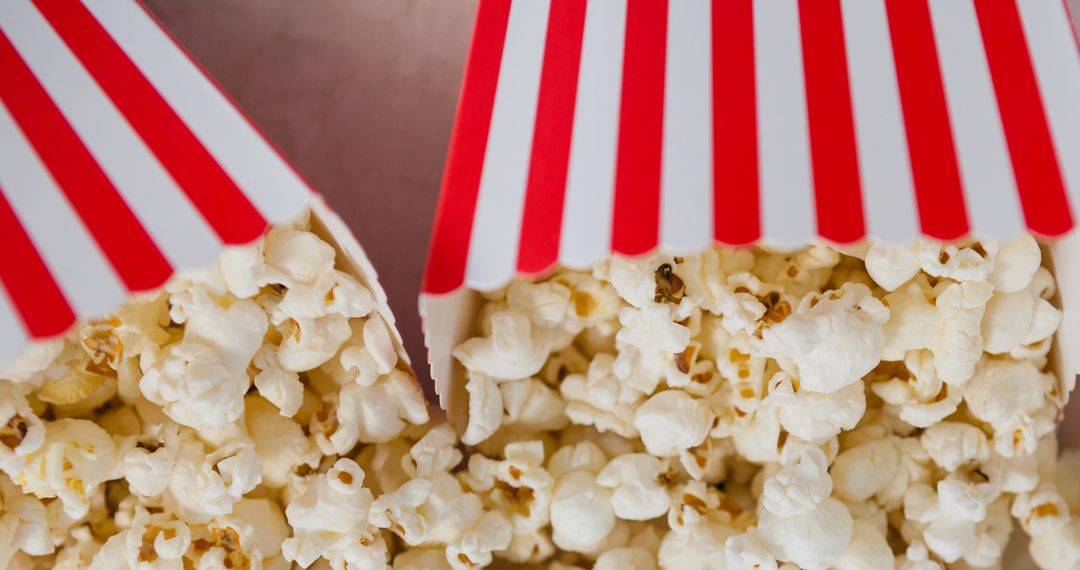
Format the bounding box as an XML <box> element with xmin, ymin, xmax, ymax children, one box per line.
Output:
<box><xmin>282</xmin><ymin>458</ymin><xmax>383</xmax><ymax>568</ymax></box>
<box><xmin>918</xmin><ymin>240</ymin><xmax>998</xmax><ymax>283</ymax></box>
<box><xmin>0</xmin><ymin>381</ymin><xmax>46</xmax><ymax>476</ymax></box>
<box><xmin>549</xmin><ymin>442</ymin><xmax>615</xmax><ymax>553</ymax></box>
<box><xmin>461</xmin><ymin>371</ymin><xmax>503</xmax><ymax>446</ymax></box>
<box><xmin>245</xmin><ymin>395</ymin><xmax>315</xmax><ymax>488</ymax></box>
<box><xmin>987</xmin><ymin>233</ymin><xmax>1041</xmax><ymax>293</ymax></box>
<box><xmin>445</xmin><ymin>510</ymin><xmax>512</xmax><ymax>570</ymax></box>
<box><xmin>453</xmin><ymin>309</ymin><xmax>552</xmax><ymax>381</ymax></box>
<box><xmin>333</xmin><ymin>369</ymin><xmax>429</xmax><ymax>446</ymax></box>
<box><xmin>831</xmin><ymin>437</ymin><xmax>901</xmax><ymax>502</ymax></box>
<box><xmin>761</xmin><ymin>443</ymin><xmax>832</xmax><ymax>518</ymax></box>
<box><xmin>871</xmin><ymin>352</ymin><xmax>963</xmax><ymax>428</ymax></box>
<box><xmin>724</xmin><ymin>530</ymin><xmax>778</xmax><ymax>570</ymax></box>
<box><xmin>560</xmin><ymin>354</ymin><xmax>641</xmax><ymax>438</ymax></box>
<box><xmin>766</xmin><ymin>372</ymin><xmax>865</xmax><ymax>444</ymax></box>
<box><xmin>164</xmin><ymin>435</ymin><xmax>261</xmax><ymax>524</ymax></box>
<box><xmin>596</xmin><ymin>453</ymin><xmax>672</xmax><ymax>521</ymax></box>
<box><xmin>594</xmin><ymin>547</ymin><xmax>657</xmax><ymax>570</ymax></box>
<box><xmin>16</xmin><ymin>419</ymin><xmax>118</xmax><ymax>519</ymax></box>
<box><xmin>369</xmin><ymin>478</ymin><xmax>433</xmax><ymax>546</ymax></box>
<box><xmin>139</xmin><ymin>341</ymin><xmax>250</xmax><ymax>431</ymax></box>
<box><xmin>932</xmin><ymin>280</ymin><xmax>993</xmax><ymax>385</ymax></box>
<box><xmin>500</xmin><ymin>377</ymin><xmax>569</xmax><ymax>432</ymax></box>
<box><xmin>964</xmin><ymin>359</ymin><xmax>1055</xmax><ymax>457</ymax></box>
<box><xmin>981</xmin><ymin>267</ymin><xmax>1061</xmax><ymax>358</ymax></box>
<box><xmin>89</xmin><ymin>507</ymin><xmax>190</xmax><ymax>570</ymax></box>
<box><xmin>757</xmin><ymin>497</ymin><xmax>853</xmax><ymax>570</ymax></box>
<box><xmin>919</xmin><ymin>422</ymin><xmax>990</xmax><ymax>472</ymax></box>
<box><xmin>903</xmin><ymin>477</ymin><xmax>991</xmax><ymax>563</ymax></box>
<box><xmin>1012</xmin><ymin>484</ymin><xmax>1071</xmax><ymax>535</ymax></box>
<box><xmin>633</xmin><ymin>390</ymin><xmax>713</xmax><ymax>458</ymax></box>
<box><xmin>755</xmin><ymin>283</ymin><xmax>888</xmax><ymax>393</ymax></box>
<box><xmin>251</xmin><ymin>344</ymin><xmax>304</xmax><ymax>417</ymax></box>
<box><xmin>833</xmin><ymin>518</ymin><xmax>895</xmax><ymax>570</ymax></box>
<box><xmin>865</xmin><ymin>241</ymin><xmax>921</xmax><ymax>291</ymax></box>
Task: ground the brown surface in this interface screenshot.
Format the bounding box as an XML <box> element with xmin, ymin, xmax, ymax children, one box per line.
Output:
<box><xmin>141</xmin><ymin>0</ymin><xmax>478</xmax><ymax>390</ymax></box>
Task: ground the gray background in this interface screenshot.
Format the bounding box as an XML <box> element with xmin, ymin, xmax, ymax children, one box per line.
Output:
<box><xmin>142</xmin><ymin>1</ymin><xmax>1080</xmax><ymax>394</ymax></box>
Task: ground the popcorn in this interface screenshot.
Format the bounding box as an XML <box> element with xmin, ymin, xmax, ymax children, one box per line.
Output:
<box><xmin>282</xmin><ymin>458</ymin><xmax>383</xmax><ymax>568</ymax></box>
<box><xmin>594</xmin><ymin>547</ymin><xmax>657</xmax><ymax>570</ymax></box>
<box><xmin>766</xmin><ymin>372</ymin><xmax>865</xmax><ymax>444</ymax></box>
<box><xmin>250</xmin><ymin>344</ymin><xmax>304</xmax><ymax>417</ymax></box>
<box><xmin>596</xmin><ymin>453</ymin><xmax>672</xmax><ymax>521</ymax></box>
<box><xmin>932</xmin><ymin>280</ymin><xmax>993</xmax><ymax>385</ymax></box>
<box><xmin>138</xmin><ymin>341</ymin><xmax>250</xmax><ymax>431</ymax></box>
<box><xmin>560</xmin><ymin>354</ymin><xmax>641</xmax><ymax>438</ymax></box>
<box><xmin>164</xmin><ymin>435</ymin><xmax>261</xmax><ymax>524</ymax></box>
<box><xmin>919</xmin><ymin>422</ymin><xmax>990</xmax><ymax>472</ymax></box>
<box><xmin>987</xmin><ymin>233</ymin><xmax>1042</xmax><ymax>293</ymax></box>
<box><xmin>964</xmin><ymin>359</ymin><xmax>1055</xmax><ymax>457</ymax></box>
<box><xmin>245</xmin><ymin>395</ymin><xmax>316</xmax><ymax>488</ymax></box>
<box><xmin>90</xmin><ymin>506</ymin><xmax>190</xmax><ymax>570</ymax></box>
<box><xmin>453</xmin><ymin>309</ymin><xmax>552</xmax><ymax>381</ymax></box>
<box><xmin>833</xmin><ymin>518</ymin><xmax>895</xmax><ymax>570</ymax></box>
<box><xmin>981</xmin><ymin>267</ymin><xmax>1061</xmax><ymax>358</ymax></box>
<box><xmin>724</xmin><ymin>530</ymin><xmax>778</xmax><ymax>570</ymax></box>
<box><xmin>461</xmin><ymin>371</ymin><xmax>503</xmax><ymax>446</ymax></box>
<box><xmin>3</xmin><ymin>229</ymin><xmax>1071</xmax><ymax>569</ymax></box>
<box><xmin>633</xmin><ymin>390</ymin><xmax>713</xmax><ymax>458</ymax></box>
<box><xmin>549</xmin><ymin>442</ymin><xmax>616</xmax><ymax>553</ymax></box>
<box><xmin>918</xmin><ymin>240</ymin><xmax>998</xmax><ymax>283</ymax></box>
<box><xmin>761</xmin><ymin>443</ymin><xmax>832</xmax><ymax>518</ymax></box>
<box><xmin>0</xmin><ymin>381</ymin><xmax>46</xmax><ymax>476</ymax></box>
<box><xmin>16</xmin><ymin>419</ymin><xmax>118</xmax><ymax>519</ymax></box>
<box><xmin>754</xmin><ymin>283</ymin><xmax>888</xmax><ymax>394</ymax></box>
<box><xmin>757</xmin><ymin>497</ymin><xmax>853</xmax><ymax>570</ymax></box>
<box><xmin>865</xmin><ymin>241</ymin><xmax>922</xmax><ymax>291</ymax></box>
<box><xmin>445</xmin><ymin>511</ymin><xmax>512</xmax><ymax>570</ymax></box>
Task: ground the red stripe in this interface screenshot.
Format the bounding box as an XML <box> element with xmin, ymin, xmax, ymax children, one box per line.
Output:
<box><xmin>885</xmin><ymin>0</ymin><xmax>969</xmax><ymax>240</ymax></box>
<box><xmin>0</xmin><ymin>188</ymin><xmax>75</xmax><ymax>338</ymax></box>
<box><xmin>423</xmin><ymin>0</ymin><xmax>512</xmax><ymax>295</ymax></box>
<box><xmin>33</xmin><ymin>0</ymin><xmax>266</xmax><ymax>245</ymax></box>
<box><xmin>799</xmin><ymin>0</ymin><xmax>865</xmax><ymax>244</ymax></box>
<box><xmin>516</xmin><ymin>0</ymin><xmax>587</xmax><ymax>276</ymax></box>
<box><xmin>975</xmin><ymin>0</ymin><xmax>1073</xmax><ymax>237</ymax></box>
<box><xmin>0</xmin><ymin>31</ymin><xmax>172</xmax><ymax>292</ymax></box>
<box><xmin>711</xmin><ymin>0</ymin><xmax>760</xmax><ymax>246</ymax></box>
<box><xmin>612</xmin><ymin>0</ymin><xmax>668</xmax><ymax>256</ymax></box>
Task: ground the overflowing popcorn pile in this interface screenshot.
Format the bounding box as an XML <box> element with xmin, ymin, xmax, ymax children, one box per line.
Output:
<box><xmin>0</xmin><ymin>213</ymin><xmax>1076</xmax><ymax>569</ymax></box>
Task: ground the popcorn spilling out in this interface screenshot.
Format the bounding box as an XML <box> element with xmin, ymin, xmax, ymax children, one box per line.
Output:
<box><xmin>0</xmin><ymin>227</ymin><xmax>1070</xmax><ymax>570</ymax></box>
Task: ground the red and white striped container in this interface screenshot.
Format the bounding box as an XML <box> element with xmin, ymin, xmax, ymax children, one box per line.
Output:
<box><xmin>420</xmin><ymin>0</ymin><xmax>1080</xmax><ymax>428</ymax></box>
<box><xmin>0</xmin><ymin>0</ymin><xmax>407</xmax><ymax>368</ymax></box>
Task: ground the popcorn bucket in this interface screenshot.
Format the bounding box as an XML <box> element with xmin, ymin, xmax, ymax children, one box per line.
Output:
<box><xmin>420</xmin><ymin>0</ymin><xmax>1080</xmax><ymax>565</ymax></box>
<box><xmin>0</xmin><ymin>0</ymin><xmax>409</xmax><ymax>370</ymax></box>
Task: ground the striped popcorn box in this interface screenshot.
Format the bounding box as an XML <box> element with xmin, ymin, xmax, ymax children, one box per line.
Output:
<box><xmin>0</xmin><ymin>0</ymin><xmax>409</xmax><ymax>380</ymax></box>
<box><xmin>423</xmin><ymin>0</ymin><xmax>1080</xmax><ymax>409</ymax></box>
<box><xmin>421</xmin><ymin>1</ymin><xmax>1080</xmax><ymax>566</ymax></box>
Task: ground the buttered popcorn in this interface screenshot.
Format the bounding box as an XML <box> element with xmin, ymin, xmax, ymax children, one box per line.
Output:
<box><xmin>0</xmin><ymin>225</ymin><xmax>1073</xmax><ymax>569</ymax></box>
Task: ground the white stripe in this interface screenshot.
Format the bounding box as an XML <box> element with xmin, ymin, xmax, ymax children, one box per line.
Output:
<box><xmin>661</xmin><ymin>0</ymin><xmax>713</xmax><ymax>254</ymax></box>
<box><xmin>561</xmin><ymin>0</ymin><xmax>628</xmax><ymax>269</ymax></box>
<box><xmin>840</xmin><ymin>0</ymin><xmax>919</xmax><ymax>243</ymax></box>
<box><xmin>1017</xmin><ymin>0</ymin><xmax>1080</xmax><ymax>219</ymax></box>
<box><xmin>83</xmin><ymin>0</ymin><xmax>312</xmax><ymax>223</ymax></box>
<box><xmin>464</xmin><ymin>0</ymin><xmax>550</xmax><ymax>290</ymax></box>
<box><xmin>0</xmin><ymin>1</ymin><xmax>221</xmax><ymax>272</ymax></box>
<box><xmin>755</xmin><ymin>0</ymin><xmax>814</xmax><ymax>249</ymax></box>
<box><xmin>0</xmin><ymin>285</ymin><xmax>27</xmax><ymax>366</ymax></box>
<box><xmin>927</xmin><ymin>0</ymin><xmax>1024</xmax><ymax>239</ymax></box>
<box><xmin>0</xmin><ymin>102</ymin><xmax>127</xmax><ymax>319</ymax></box>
